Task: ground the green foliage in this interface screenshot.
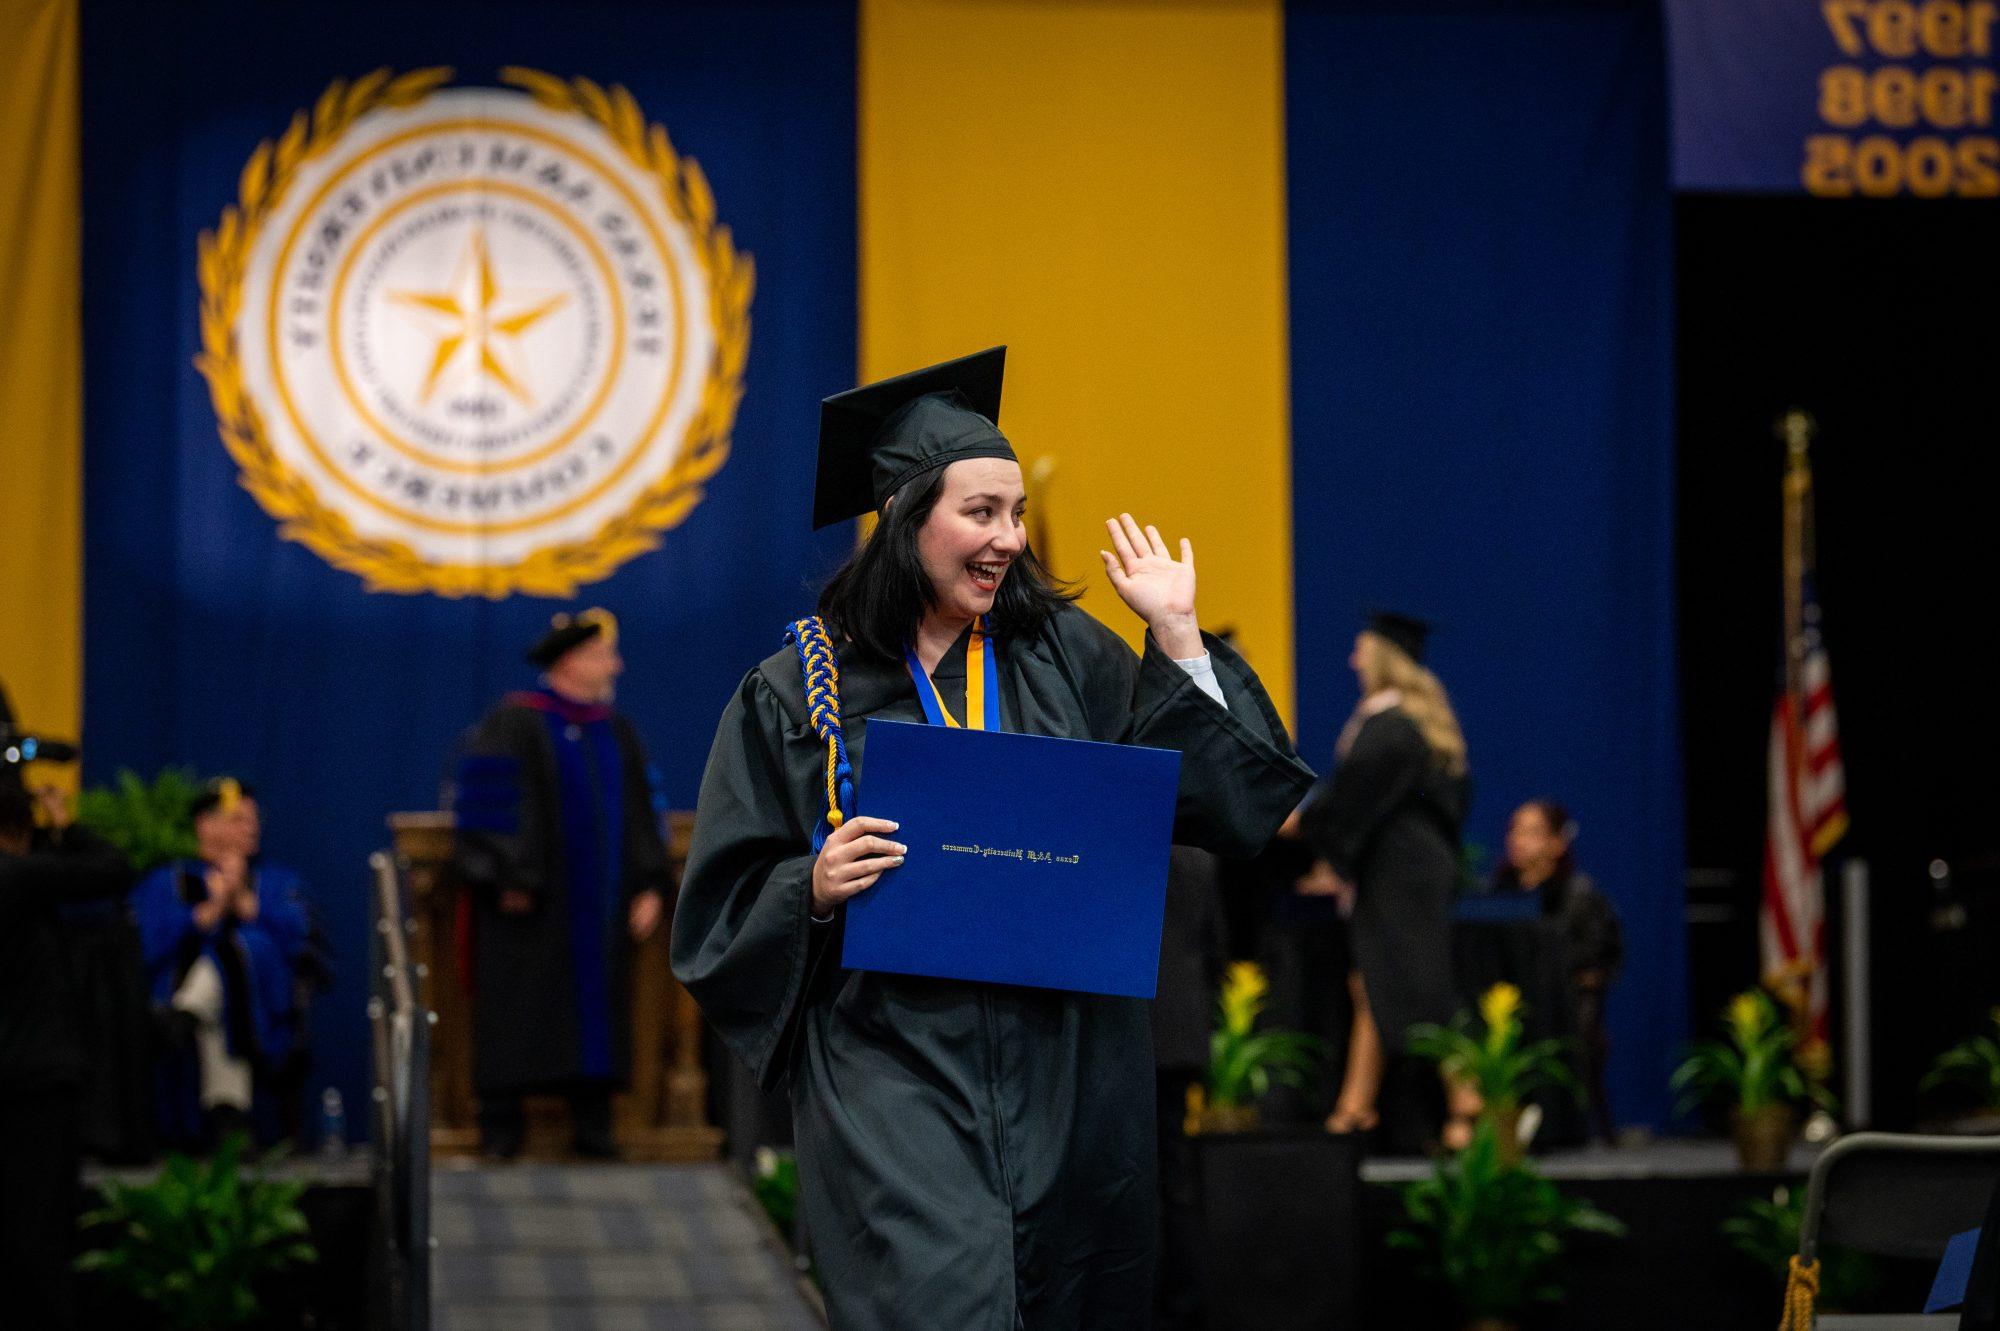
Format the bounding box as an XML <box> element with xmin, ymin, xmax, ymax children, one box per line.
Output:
<box><xmin>75</xmin><ymin>767</ymin><xmax>204</xmax><ymax>871</ymax></box>
<box><xmin>1202</xmin><ymin>962</ymin><xmax>1324</xmax><ymax>1108</ymax></box>
<box><xmin>753</xmin><ymin>1147</ymin><xmax>800</xmax><ymax>1243</ymax></box>
<box><xmin>1722</xmin><ymin>1186</ymin><xmax>1881</xmax><ymax>1311</ymax></box>
<box><xmin>1389</xmin><ymin>1118</ymin><xmax>1625</xmax><ymax>1318</ymax></box>
<box><xmin>1920</xmin><ymin>1009</ymin><xmax>2000</xmax><ymax>1111</ymax></box>
<box><xmin>1671</xmin><ymin>988</ymin><xmax>1832</xmax><ymax>1117</ymax></box>
<box><xmin>74</xmin><ymin>1134</ymin><xmax>316</xmax><ymax>1330</ymax></box>
<box><xmin>1458</xmin><ymin>842</ymin><xmax>1490</xmax><ymax>892</ymax></box>
<box><xmin>1409</xmin><ymin>982</ymin><xmax>1577</xmax><ymax>1117</ymax></box>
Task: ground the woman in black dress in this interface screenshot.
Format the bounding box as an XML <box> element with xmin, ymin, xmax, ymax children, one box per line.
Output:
<box><xmin>1493</xmin><ymin>799</ymin><xmax>1623</xmax><ymax>1144</ymax></box>
<box><xmin>1297</xmin><ymin>612</ymin><xmax>1469</xmax><ymax>1138</ymax></box>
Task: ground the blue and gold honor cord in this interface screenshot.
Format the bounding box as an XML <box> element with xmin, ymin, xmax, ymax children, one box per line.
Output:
<box><xmin>903</xmin><ymin>618</ymin><xmax>999</xmax><ymax>731</ymax></box>
<box><xmin>786</xmin><ymin>617</ymin><xmax>854</xmax><ymax>850</ymax></box>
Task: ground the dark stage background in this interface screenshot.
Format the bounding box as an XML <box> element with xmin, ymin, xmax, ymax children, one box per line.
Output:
<box><xmin>1677</xmin><ymin>194</ymin><xmax>2000</xmax><ymax>1129</ymax></box>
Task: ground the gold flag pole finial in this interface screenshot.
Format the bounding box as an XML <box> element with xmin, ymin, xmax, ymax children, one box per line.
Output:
<box><xmin>1776</xmin><ymin>407</ymin><xmax>1816</xmax><ymax>462</ymax></box>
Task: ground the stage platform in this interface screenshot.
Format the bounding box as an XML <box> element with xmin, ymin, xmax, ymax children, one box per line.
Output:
<box><xmin>1362</xmin><ymin>1134</ymin><xmax>1822</xmax><ymax>1182</ymax></box>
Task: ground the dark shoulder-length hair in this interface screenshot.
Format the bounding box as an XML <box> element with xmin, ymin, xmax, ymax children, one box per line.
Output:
<box><xmin>817</xmin><ymin>464</ymin><xmax>1079</xmax><ymax>661</ymax></box>
<box><xmin>1492</xmin><ymin>797</ymin><xmax>1579</xmax><ymax>892</ymax></box>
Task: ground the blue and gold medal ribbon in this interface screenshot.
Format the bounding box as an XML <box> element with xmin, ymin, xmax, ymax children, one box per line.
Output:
<box><xmin>903</xmin><ymin>618</ymin><xmax>999</xmax><ymax>730</ymax></box>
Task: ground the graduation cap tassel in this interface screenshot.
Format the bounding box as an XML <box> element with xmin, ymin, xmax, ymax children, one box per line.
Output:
<box><xmin>787</xmin><ymin>617</ymin><xmax>855</xmax><ymax>850</ymax></box>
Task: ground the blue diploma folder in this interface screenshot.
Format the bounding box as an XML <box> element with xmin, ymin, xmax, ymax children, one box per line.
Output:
<box><xmin>841</xmin><ymin>719</ymin><xmax>1182</xmax><ymax>999</ymax></box>
<box><xmin>1925</xmin><ymin>1227</ymin><xmax>1981</xmax><ymax>1313</ymax></box>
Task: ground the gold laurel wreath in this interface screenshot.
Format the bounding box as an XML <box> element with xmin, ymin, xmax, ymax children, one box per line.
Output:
<box><xmin>195</xmin><ymin>66</ymin><xmax>754</xmax><ymax>598</ymax></box>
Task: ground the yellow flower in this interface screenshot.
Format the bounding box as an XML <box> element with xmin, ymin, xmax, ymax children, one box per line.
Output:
<box><xmin>1727</xmin><ymin>990</ymin><xmax>1768</xmax><ymax>1044</ymax></box>
<box><xmin>1479</xmin><ymin>982</ymin><xmax>1522</xmax><ymax>1033</ymax></box>
<box><xmin>1219</xmin><ymin>961</ymin><xmax>1267</xmax><ymax>1037</ymax></box>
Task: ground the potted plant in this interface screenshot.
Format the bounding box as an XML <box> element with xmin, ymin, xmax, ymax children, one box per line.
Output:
<box><xmin>1389</xmin><ymin>1117</ymin><xmax>1625</xmax><ymax>1331</ymax></box>
<box><xmin>1671</xmin><ymin>988</ymin><xmax>1830</xmax><ymax>1170</ymax></box>
<box><xmin>752</xmin><ymin>1146</ymin><xmax>801</xmax><ymax>1245</ymax></box>
<box><xmin>1184</xmin><ymin>962</ymin><xmax>1322</xmax><ymax>1135</ymax></box>
<box><xmin>75</xmin><ymin>767</ymin><xmax>205</xmax><ymax>871</ymax></box>
<box><xmin>75</xmin><ymin>1134</ymin><xmax>316</xmax><ymax>1330</ymax></box>
<box><xmin>1722</xmin><ymin>1184</ymin><xmax>1880</xmax><ymax>1313</ymax></box>
<box><xmin>1919</xmin><ymin>1008</ymin><xmax>2000</xmax><ymax>1133</ymax></box>
<box><xmin>1409</xmin><ymin>982</ymin><xmax>1576</xmax><ymax>1164</ymax></box>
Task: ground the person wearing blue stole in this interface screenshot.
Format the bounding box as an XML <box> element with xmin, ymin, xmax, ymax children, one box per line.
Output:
<box><xmin>131</xmin><ymin>778</ymin><xmax>318</xmax><ymax>1147</ymax></box>
<box><xmin>672</xmin><ymin>348</ymin><xmax>1316</xmax><ymax>1330</ymax></box>
<box><xmin>453</xmin><ymin>610</ymin><xmax>672</xmax><ymax>1159</ymax></box>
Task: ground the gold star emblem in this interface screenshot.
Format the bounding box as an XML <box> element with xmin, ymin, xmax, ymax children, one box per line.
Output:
<box><xmin>389</xmin><ymin>232</ymin><xmax>568</xmax><ymax>407</ymax></box>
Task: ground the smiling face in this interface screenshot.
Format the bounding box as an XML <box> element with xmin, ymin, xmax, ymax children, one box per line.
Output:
<box><xmin>915</xmin><ymin>457</ymin><xmax>1029</xmax><ymax>625</ymax></box>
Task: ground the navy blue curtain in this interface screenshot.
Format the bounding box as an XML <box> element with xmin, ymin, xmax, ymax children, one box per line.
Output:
<box><xmin>81</xmin><ymin>0</ymin><xmax>857</xmax><ymax>1132</ymax></box>
<box><xmin>1286</xmin><ymin>2</ymin><xmax>1683</xmax><ymax>1125</ymax></box>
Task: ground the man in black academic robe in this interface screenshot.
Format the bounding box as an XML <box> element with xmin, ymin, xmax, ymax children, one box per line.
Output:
<box><xmin>1</xmin><ymin>783</ymin><xmax>134</xmax><ymax>1328</ymax></box>
<box><xmin>453</xmin><ymin>610</ymin><xmax>673</xmax><ymax>1158</ymax></box>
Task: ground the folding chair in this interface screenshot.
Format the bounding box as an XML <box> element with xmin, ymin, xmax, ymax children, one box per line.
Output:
<box><xmin>1782</xmin><ymin>1132</ymin><xmax>2000</xmax><ymax>1331</ymax></box>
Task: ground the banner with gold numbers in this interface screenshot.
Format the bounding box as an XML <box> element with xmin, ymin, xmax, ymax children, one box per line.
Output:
<box><xmin>1668</xmin><ymin>0</ymin><xmax>2000</xmax><ymax>195</ymax></box>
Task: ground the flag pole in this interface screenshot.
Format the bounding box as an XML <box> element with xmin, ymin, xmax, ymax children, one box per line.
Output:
<box><xmin>1774</xmin><ymin>408</ymin><xmax>1839</xmax><ymax>1130</ymax></box>
<box><xmin>1777</xmin><ymin>408</ymin><xmax>1814</xmax><ymax>707</ymax></box>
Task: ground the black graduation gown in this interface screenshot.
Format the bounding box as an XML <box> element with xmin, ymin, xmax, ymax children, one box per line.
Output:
<box><xmin>672</xmin><ymin>605</ymin><xmax>1313</xmax><ymax>1331</ymax></box>
<box><xmin>1298</xmin><ymin>707</ymin><xmax>1467</xmax><ymax>1052</ymax></box>
<box><xmin>1151</xmin><ymin>846</ymin><xmax>1227</xmax><ymax>1076</ymax></box>
<box><xmin>454</xmin><ymin>695</ymin><xmax>674</xmax><ymax>1095</ymax></box>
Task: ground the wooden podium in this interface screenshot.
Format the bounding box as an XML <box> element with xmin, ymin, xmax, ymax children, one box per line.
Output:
<box><xmin>388</xmin><ymin>811</ymin><xmax>723</xmax><ymax>1162</ymax></box>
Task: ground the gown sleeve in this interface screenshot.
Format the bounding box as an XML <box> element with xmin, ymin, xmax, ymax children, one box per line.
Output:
<box><xmin>242</xmin><ymin>869</ymin><xmax>311</xmax><ymax>967</ymax></box>
<box><xmin>1567</xmin><ymin>874</ymin><xmax>1624</xmax><ymax>982</ymax></box>
<box><xmin>452</xmin><ymin>706</ymin><xmax>548</xmax><ymax>903</ymax></box>
<box><xmin>1064</xmin><ymin>613</ymin><xmax>1316</xmax><ymax>859</ymax></box>
<box><xmin>1297</xmin><ymin>710</ymin><xmax>1426</xmax><ymax>880</ymax></box>
<box><xmin>669</xmin><ymin>669</ymin><xmax>833</xmax><ymax>1091</ymax></box>
<box><xmin>132</xmin><ymin>864</ymin><xmax>200</xmax><ymax>974</ymax></box>
<box><xmin>236</xmin><ymin>869</ymin><xmax>312</xmax><ymax>1060</ymax></box>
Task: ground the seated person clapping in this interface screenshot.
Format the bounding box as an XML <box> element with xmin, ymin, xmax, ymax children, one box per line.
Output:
<box><xmin>130</xmin><ymin>779</ymin><xmax>313</xmax><ymax>1146</ymax></box>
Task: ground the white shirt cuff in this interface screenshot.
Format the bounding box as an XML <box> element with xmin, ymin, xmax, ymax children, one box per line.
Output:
<box><xmin>1174</xmin><ymin>651</ymin><xmax>1228</xmax><ymax>712</ymax></box>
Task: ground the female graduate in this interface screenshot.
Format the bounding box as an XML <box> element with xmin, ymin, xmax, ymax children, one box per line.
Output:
<box><xmin>671</xmin><ymin>348</ymin><xmax>1314</xmax><ymax>1330</ymax></box>
<box><xmin>1296</xmin><ymin>613</ymin><xmax>1470</xmax><ymax>1143</ymax></box>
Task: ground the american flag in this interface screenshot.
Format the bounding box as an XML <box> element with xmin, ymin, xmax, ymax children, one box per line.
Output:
<box><xmin>1760</xmin><ymin>430</ymin><xmax>1847</xmax><ymax>1062</ymax></box>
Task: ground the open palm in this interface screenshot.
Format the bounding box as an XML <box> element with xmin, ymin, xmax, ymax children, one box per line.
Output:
<box><xmin>1101</xmin><ymin>513</ymin><xmax>1196</xmax><ymax>626</ymax></box>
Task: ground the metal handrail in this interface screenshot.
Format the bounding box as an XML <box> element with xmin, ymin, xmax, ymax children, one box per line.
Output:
<box><xmin>366</xmin><ymin>849</ymin><xmax>431</xmax><ymax>1331</ymax></box>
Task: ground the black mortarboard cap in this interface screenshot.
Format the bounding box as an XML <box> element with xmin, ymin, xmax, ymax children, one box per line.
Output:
<box><xmin>1367</xmin><ymin>610</ymin><xmax>1432</xmax><ymax>664</ymax></box>
<box><xmin>813</xmin><ymin>347</ymin><xmax>1013</xmax><ymax>529</ymax></box>
<box><xmin>526</xmin><ymin>608</ymin><xmax>618</xmax><ymax>668</ymax></box>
